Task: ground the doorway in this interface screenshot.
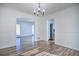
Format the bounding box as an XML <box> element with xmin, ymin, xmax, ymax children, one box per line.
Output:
<box><xmin>16</xmin><ymin>18</ymin><xmax>35</xmax><ymax>53</ymax></box>
<box><xmin>47</xmin><ymin>19</ymin><xmax>55</xmax><ymax>41</ymax></box>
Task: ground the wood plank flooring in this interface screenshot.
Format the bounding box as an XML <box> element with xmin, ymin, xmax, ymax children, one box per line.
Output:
<box><xmin>0</xmin><ymin>40</ymin><xmax>79</xmax><ymax>56</ymax></box>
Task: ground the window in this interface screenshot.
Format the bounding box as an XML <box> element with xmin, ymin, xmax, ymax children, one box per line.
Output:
<box><xmin>16</xmin><ymin>24</ymin><xmax>20</xmax><ymax>35</ymax></box>
<box><xmin>32</xmin><ymin>25</ymin><xmax>34</xmax><ymax>35</ymax></box>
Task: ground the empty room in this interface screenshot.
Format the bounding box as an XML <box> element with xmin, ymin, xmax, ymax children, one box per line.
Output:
<box><xmin>0</xmin><ymin>3</ymin><xmax>79</xmax><ymax>56</ymax></box>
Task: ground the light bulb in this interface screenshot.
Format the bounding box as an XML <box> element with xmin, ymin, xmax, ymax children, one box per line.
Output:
<box><xmin>43</xmin><ymin>9</ymin><xmax>45</xmax><ymax>12</ymax></box>
<box><xmin>34</xmin><ymin>9</ymin><xmax>36</xmax><ymax>14</ymax></box>
<box><xmin>34</xmin><ymin>9</ymin><xmax>36</xmax><ymax>12</ymax></box>
<box><xmin>42</xmin><ymin>12</ymin><xmax>44</xmax><ymax>16</ymax></box>
<box><xmin>38</xmin><ymin>8</ymin><xmax>40</xmax><ymax>12</ymax></box>
<box><xmin>37</xmin><ymin>12</ymin><xmax>39</xmax><ymax>16</ymax></box>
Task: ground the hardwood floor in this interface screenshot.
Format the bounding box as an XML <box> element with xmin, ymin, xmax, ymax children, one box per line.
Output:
<box><xmin>46</xmin><ymin>41</ymin><xmax>79</xmax><ymax>56</ymax></box>
<box><xmin>0</xmin><ymin>40</ymin><xmax>79</xmax><ymax>56</ymax></box>
<box><xmin>0</xmin><ymin>46</ymin><xmax>16</xmax><ymax>56</ymax></box>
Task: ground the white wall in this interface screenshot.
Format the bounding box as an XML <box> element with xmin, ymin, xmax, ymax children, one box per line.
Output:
<box><xmin>42</xmin><ymin>5</ymin><xmax>79</xmax><ymax>51</ymax></box>
<box><xmin>0</xmin><ymin>6</ymin><xmax>42</xmax><ymax>49</ymax></box>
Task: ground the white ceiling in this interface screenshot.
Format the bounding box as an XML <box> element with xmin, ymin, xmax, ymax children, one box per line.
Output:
<box><xmin>1</xmin><ymin>3</ymin><xmax>78</xmax><ymax>16</ymax></box>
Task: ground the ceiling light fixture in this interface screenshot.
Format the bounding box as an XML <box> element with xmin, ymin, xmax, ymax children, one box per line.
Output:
<box><xmin>33</xmin><ymin>3</ymin><xmax>45</xmax><ymax>16</ymax></box>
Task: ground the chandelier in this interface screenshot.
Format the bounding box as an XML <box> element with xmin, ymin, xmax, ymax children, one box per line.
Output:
<box><xmin>33</xmin><ymin>3</ymin><xmax>45</xmax><ymax>16</ymax></box>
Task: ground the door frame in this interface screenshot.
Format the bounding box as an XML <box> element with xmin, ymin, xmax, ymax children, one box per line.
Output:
<box><xmin>16</xmin><ymin>17</ymin><xmax>36</xmax><ymax>46</ymax></box>
<box><xmin>47</xmin><ymin>19</ymin><xmax>55</xmax><ymax>41</ymax></box>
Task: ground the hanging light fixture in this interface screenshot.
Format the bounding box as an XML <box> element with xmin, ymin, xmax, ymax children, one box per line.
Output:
<box><xmin>33</xmin><ymin>3</ymin><xmax>45</xmax><ymax>16</ymax></box>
